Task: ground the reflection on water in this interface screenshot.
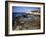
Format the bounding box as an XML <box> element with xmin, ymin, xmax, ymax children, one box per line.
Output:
<box><xmin>12</xmin><ymin>13</ymin><xmax>40</xmax><ymax>30</ymax></box>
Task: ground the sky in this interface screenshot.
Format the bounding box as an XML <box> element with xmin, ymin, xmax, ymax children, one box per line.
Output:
<box><xmin>12</xmin><ymin>6</ymin><xmax>40</xmax><ymax>13</ymax></box>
